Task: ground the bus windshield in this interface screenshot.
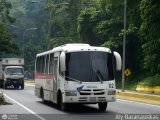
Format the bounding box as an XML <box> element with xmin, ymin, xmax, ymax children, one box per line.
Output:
<box><xmin>65</xmin><ymin>51</ymin><xmax>114</xmax><ymax>82</ymax></box>
<box><xmin>6</xmin><ymin>68</ymin><xmax>23</xmax><ymax>75</ymax></box>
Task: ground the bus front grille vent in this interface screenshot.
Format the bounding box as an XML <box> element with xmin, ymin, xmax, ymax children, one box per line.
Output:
<box><xmin>79</xmin><ymin>89</ymin><xmax>91</xmax><ymax>95</ymax></box>
<box><xmin>79</xmin><ymin>97</ymin><xmax>88</xmax><ymax>102</ymax></box>
<box><xmin>93</xmin><ymin>89</ymin><xmax>105</xmax><ymax>95</ymax></box>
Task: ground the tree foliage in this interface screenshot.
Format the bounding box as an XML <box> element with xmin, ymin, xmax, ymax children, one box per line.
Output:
<box><xmin>78</xmin><ymin>0</ymin><xmax>143</xmax><ymax>74</ymax></box>
<box><xmin>0</xmin><ymin>0</ymin><xmax>19</xmax><ymax>55</ymax></box>
<box><xmin>140</xmin><ymin>0</ymin><xmax>160</xmax><ymax>74</ymax></box>
<box><xmin>1</xmin><ymin>0</ymin><xmax>159</xmax><ymax>76</ymax></box>
<box><xmin>9</xmin><ymin>0</ymin><xmax>48</xmax><ymax>70</ymax></box>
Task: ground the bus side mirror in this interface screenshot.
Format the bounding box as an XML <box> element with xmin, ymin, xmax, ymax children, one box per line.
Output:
<box><xmin>113</xmin><ymin>51</ymin><xmax>122</xmax><ymax>71</ymax></box>
<box><xmin>60</xmin><ymin>52</ymin><xmax>66</xmax><ymax>72</ymax></box>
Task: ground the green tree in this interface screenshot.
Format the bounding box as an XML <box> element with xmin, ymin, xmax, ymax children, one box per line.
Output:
<box><xmin>0</xmin><ymin>0</ymin><xmax>19</xmax><ymax>55</ymax></box>
<box><xmin>78</xmin><ymin>0</ymin><xmax>143</xmax><ymax>75</ymax></box>
<box><xmin>78</xmin><ymin>0</ymin><xmax>124</xmax><ymax>48</ymax></box>
<box><xmin>140</xmin><ymin>0</ymin><xmax>160</xmax><ymax>74</ymax></box>
<box><xmin>125</xmin><ymin>0</ymin><xmax>142</xmax><ymax>73</ymax></box>
<box><xmin>46</xmin><ymin>0</ymin><xmax>98</xmax><ymax>47</ymax></box>
<box><xmin>9</xmin><ymin>0</ymin><xmax>48</xmax><ymax>71</ymax></box>
<box><xmin>78</xmin><ymin>7</ymin><xmax>101</xmax><ymax>45</ymax></box>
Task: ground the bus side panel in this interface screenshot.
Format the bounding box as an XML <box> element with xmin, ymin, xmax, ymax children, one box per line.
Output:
<box><xmin>43</xmin><ymin>79</ymin><xmax>54</xmax><ymax>101</ymax></box>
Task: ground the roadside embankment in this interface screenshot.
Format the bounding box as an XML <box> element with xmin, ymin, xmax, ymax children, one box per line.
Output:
<box><xmin>24</xmin><ymin>80</ymin><xmax>35</xmax><ymax>86</ymax></box>
<box><xmin>117</xmin><ymin>90</ymin><xmax>160</xmax><ymax>105</ymax></box>
<box><xmin>136</xmin><ymin>85</ymin><xmax>160</xmax><ymax>94</ymax></box>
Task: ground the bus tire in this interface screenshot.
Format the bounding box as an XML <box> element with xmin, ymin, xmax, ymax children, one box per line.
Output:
<box><xmin>40</xmin><ymin>88</ymin><xmax>47</xmax><ymax>103</ymax></box>
<box><xmin>98</xmin><ymin>102</ymin><xmax>107</xmax><ymax>112</ymax></box>
<box><xmin>58</xmin><ymin>93</ymin><xmax>67</xmax><ymax>111</ymax></box>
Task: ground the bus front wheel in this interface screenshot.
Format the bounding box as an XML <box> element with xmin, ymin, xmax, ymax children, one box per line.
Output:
<box><xmin>58</xmin><ymin>93</ymin><xmax>67</xmax><ymax>111</ymax></box>
<box><xmin>98</xmin><ymin>102</ymin><xmax>108</xmax><ymax>112</ymax></box>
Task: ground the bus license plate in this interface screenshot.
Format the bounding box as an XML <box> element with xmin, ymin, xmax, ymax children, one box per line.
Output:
<box><xmin>89</xmin><ymin>97</ymin><xmax>96</xmax><ymax>102</ymax></box>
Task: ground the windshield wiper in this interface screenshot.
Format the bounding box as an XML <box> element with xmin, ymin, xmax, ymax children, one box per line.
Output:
<box><xmin>65</xmin><ymin>76</ymin><xmax>82</xmax><ymax>83</ymax></box>
<box><xmin>93</xmin><ymin>68</ymin><xmax>104</xmax><ymax>83</ymax></box>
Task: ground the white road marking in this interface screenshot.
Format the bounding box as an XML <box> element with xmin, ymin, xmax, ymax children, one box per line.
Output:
<box><xmin>118</xmin><ymin>99</ymin><xmax>160</xmax><ymax>108</ymax></box>
<box><xmin>4</xmin><ymin>94</ymin><xmax>46</xmax><ymax>120</ymax></box>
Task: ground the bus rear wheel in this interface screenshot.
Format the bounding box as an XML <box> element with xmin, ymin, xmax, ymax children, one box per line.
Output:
<box><xmin>40</xmin><ymin>88</ymin><xmax>47</xmax><ymax>103</ymax></box>
<box><xmin>98</xmin><ymin>102</ymin><xmax>108</xmax><ymax>112</ymax></box>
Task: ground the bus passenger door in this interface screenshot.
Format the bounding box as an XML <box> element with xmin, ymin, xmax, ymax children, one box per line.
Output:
<box><xmin>53</xmin><ymin>58</ymin><xmax>58</xmax><ymax>102</ymax></box>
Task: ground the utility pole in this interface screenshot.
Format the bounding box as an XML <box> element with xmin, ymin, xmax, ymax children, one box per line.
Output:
<box><xmin>122</xmin><ymin>0</ymin><xmax>127</xmax><ymax>92</ymax></box>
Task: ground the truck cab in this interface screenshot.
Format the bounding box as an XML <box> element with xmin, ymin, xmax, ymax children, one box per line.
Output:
<box><xmin>4</xmin><ymin>66</ymin><xmax>24</xmax><ymax>89</ymax></box>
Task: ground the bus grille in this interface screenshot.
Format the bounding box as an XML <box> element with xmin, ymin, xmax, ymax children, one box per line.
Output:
<box><xmin>79</xmin><ymin>97</ymin><xmax>88</xmax><ymax>102</ymax></box>
<box><xmin>79</xmin><ymin>89</ymin><xmax>105</xmax><ymax>95</ymax></box>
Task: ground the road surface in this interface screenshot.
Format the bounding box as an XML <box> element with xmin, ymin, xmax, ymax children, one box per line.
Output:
<box><xmin>0</xmin><ymin>85</ymin><xmax>160</xmax><ymax>120</ymax></box>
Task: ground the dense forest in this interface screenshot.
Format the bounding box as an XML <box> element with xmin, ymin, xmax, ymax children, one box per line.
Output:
<box><xmin>0</xmin><ymin>0</ymin><xmax>160</xmax><ymax>87</ymax></box>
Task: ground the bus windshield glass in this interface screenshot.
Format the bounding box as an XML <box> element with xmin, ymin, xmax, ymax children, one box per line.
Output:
<box><xmin>6</xmin><ymin>68</ymin><xmax>23</xmax><ymax>75</ymax></box>
<box><xmin>65</xmin><ymin>51</ymin><xmax>114</xmax><ymax>82</ymax></box>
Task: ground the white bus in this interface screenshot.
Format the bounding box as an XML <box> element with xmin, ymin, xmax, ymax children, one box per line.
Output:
<box><xmin>35</xmin><ymin>44</ymin><xmax>121</xmax><ymax>111</ymax></box>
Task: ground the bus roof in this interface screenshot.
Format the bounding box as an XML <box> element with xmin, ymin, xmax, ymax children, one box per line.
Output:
<box><xmin>37</xmin><ymin>44</ymin><xmax>111</xmax><ymax>57</ymax></box>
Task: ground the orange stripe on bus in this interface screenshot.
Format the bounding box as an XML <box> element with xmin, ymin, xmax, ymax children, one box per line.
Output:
<box><xmin>35</xmin><ymin>73</ymin><xmax>55</xmax><ymax>80</ymax></box>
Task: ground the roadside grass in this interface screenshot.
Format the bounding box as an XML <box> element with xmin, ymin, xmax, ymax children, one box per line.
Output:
<box><xmin>0</xmin><ymin>92</ymin><xmax>12</xmax><ymax>105</ymax></box>
<box><xmin>116</xmin><ymin>76</ymin><xmax>140</xmax><ymax>91</ymax></box>
<box><xmin>138</xmin><ymin>74</ymin><xmax>160</xmax><ymax>86</ymax></box>
<box><xmin>116</xmin><ymin>74</ymin><xmax>160</xmax><ymax>91</ymax></box>
<box><xmin>0</xmin><ymin>92</ymin><xmax>5</xmax><ymax>105</ymax></box>
<box><xmin>25</xmin><ymin>79</ymin><xmax>35</xmax><ymax>83</ymax></box>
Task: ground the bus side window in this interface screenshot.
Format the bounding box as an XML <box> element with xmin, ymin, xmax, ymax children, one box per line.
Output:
<box><xmin>49</xmin><ymin>53</ymin><xmax>54</xmax><ymax>74</ymax></box>
<box><xmin>39</xmin><ymin>56</ymin><xmax>45</xmax><ymax>74</ymax></box>
<box><xmin>45</xmin><ymin>54</ymin><xmax>49</xmax><ymax>74</ymax></box>
<box><xmin>36</xmin><ymin>57</ymin><xmax>40</xmax><ymax>73</ymax></box>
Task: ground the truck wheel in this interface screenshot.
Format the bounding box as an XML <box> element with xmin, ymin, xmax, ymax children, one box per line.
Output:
<box><xmin>98</xmin><ymin>102</ymin><xmax>108</xmax><ymax>112</ymax></box>
<box><xmin>0</xmin><ymin>81</ymin><xmax>2</xmax><ymax>88</ymax></box>
<box><xmin>3</xmin><ymin>81</ymin><xmax>7</xmax><ymax>89</ymax></box>
<box><xmin>14</xmin><ymin>85</ymin><xmax>19</xmax><ymax>89</ymax></box>
<box><xmin>21</xmin><ymin>83</ymin><xmax>24</xmax><ymax>90</ymax></box>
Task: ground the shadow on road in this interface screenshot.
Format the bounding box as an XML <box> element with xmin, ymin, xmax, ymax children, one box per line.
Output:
<box><xmin>38</xmin><ymin>101</ymin><xmax>116</xmax><ymax>114</ymax></box>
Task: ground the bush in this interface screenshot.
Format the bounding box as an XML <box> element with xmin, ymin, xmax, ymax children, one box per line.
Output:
<box><xmin>0</xmin><ymin>92</ymin><xmax>5</xmax><ymax>105</ymax></box>
<box><xmin>0</xmin><ymin>92</ymin><xmax>11</xmax><ymax>105</ymax></box>
<box><xmin>138</xmin><ymin>74</ymin><xmax>160</xmax><ymax>86</ymax></box>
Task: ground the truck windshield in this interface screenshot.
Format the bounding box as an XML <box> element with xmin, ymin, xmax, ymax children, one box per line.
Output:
<box><xmin>6</xmin><ymin>68</ymin><xmax>23</xmax><ymax>75</ymax></box>
<box><xmin>65</xmin><ymin>51</ymin><xmax>114</xmax><ymax>82</ymax></box>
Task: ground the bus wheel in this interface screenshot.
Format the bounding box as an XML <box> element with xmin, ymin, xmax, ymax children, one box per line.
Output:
<box><xmin>98</xmin><ymin>102</ymin><xmax>107</xmax><ymax>112</ymax></box>
<box><xmin>40</xmin><ymin>88</ymin><xmax>47</xmax><ymax>103</ymax></box>
<box><xmin>58</xmin><ymin>94</ymin><xmax>67</xmax><ymax>111</ymax></box>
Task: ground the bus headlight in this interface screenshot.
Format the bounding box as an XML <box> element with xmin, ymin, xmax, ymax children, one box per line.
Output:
<box><xmin>65</xmin><ymin>91</ymin><xmax>77</xmax><ymax>96</ymax></box>
<box><xmin>108</xmin><ymin>90</ymin><xmax>116</xmax><ymax>95</ymax></box>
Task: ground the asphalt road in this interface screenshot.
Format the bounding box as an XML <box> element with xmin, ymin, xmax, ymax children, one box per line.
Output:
<box><xmin>0</xmin><ymin>85</ymin><xmax>160</xmax><ymax>120</ymax></box>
